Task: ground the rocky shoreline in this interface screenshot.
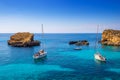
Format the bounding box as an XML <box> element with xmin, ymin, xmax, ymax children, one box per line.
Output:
<box><xmin>101</xmin><ymin>29</ymin><xmax>120</xmax><ymax>46</ymax></box>
<box><xmin>7</xmin><ymin>29</ymin><xmax>120</xmax><ymax>47</ymax></box>
<box><xmin>8</xmin><ymin>32</ymin><xmax>40</xmax><ymax>47</ymax></box>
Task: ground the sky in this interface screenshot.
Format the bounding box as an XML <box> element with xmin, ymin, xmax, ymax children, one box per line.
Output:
<box><xmin>0</xmin><ymin>0</ymin><xmax>120</xmax><ymax>33</ymax></box>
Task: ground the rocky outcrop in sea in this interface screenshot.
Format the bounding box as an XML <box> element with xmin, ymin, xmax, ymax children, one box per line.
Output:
<box><xmin>8</xmin><ymin>32</ymin><xmax>40</xmax><ymax>47</ymax></box>
<box><xmin>101</xmin><ymin>29</ymin><xmax>120</xmax><ymax>46</ymax></box>
<box><xmin>69</xmin><ymin>40</ymin><xmax>89</xmax><ymax>46</ymax></box>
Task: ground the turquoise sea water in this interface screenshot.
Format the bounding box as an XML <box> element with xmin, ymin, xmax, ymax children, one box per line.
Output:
<box><xmin>0</xmin><ymin>33</ymin><xmax>120</xmax><ymax>80</ymax></box>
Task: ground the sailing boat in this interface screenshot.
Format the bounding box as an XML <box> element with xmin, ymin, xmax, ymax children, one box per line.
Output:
<box><xmin>33</xmin><ymin>24</ymin><xmax>47</xmax><ymax>59</ymax></box>
<box><xmin>94</xmin><ymin>25</ymin><xmax>106</xmax><ymax>62</ymax></box>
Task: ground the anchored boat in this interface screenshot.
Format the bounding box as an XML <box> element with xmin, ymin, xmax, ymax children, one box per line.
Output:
<box><xmin>33</xmin><ymin>49</ymin><xmax>47</xmax><ymax>59</ymax></box>
<box><xmin>33</xmin><ymin>24</ymin><xmax>47</xmax><ymax>59</ymax></box>
<box><xmin>94</xmin><ymin>52</ymin><xmax>106</xmax><ymax>61</ymax></box>
<box><xmin>94</xmin><ymin>25</ymin><xmax>106</xmax><ymax>62</ymax></box>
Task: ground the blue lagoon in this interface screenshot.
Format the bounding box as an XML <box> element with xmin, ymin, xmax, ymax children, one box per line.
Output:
<box><xmin>0</xmin><ymin>33</ymin><xmax>120</xmax><ymax>80</ymax></box>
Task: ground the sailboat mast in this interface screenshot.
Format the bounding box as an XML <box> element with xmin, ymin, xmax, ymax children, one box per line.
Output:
<box><xmin>41</xmin><ymin>24</ymin><xmax>45</xmax><ymax>50</ymax></box>
<box><xmin>96</xmin><ymin>25</ymin><xmax>99</xmax><ymax>50</ymax></box>
<box><xmin>41</xmin><ymin>24</ymin><xmax>44</xmax><ymax>38</ymax></box>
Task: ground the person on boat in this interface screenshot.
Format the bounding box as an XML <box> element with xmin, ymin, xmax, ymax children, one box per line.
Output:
<box><xmin>39</xmin><ymin>49</ymin><xmax>44</xmax><ymax>55</ymax></box>
<box><xmin>99</xmin><ymin>55</ymin><xmax>102</xmax><ymax>58</ymax></box>
<box><xmin>34</xmin><ymin>53</ymin><xmax>39</xmax><ymax>57</ymax></box>
<box><xmin>97</xmin><ymin>53</ymin><xmax>105</xmax><ymax>60</ymax></box>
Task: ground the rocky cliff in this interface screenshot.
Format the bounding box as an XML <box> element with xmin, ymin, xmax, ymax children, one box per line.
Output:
<box><xmin>101</xmin><ymin>29</ymin><xmax>120</xmax><ymax>46</ymax></box>
<box><xmin>8</xmin><ymin>32</ymin><xmax>40</xmax><ymax>47</ymax></box>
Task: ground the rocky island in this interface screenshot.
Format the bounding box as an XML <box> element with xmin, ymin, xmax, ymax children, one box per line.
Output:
<box><xmin>69</xmin><ymin>40</ymin><xmax>89</xmax><ymax>46</ymax></box>
<box><xmin>8</xmin><ymin>32</ymin><xmax>40</xmax><ymax>47</ymax></box>
<box><xmin>101</xmin><ymin>29</ymin><xmax>120</xmax><ymax>46</ymax></box>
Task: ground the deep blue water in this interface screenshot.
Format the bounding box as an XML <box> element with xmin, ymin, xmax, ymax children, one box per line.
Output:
<box><xmin>0</xmin><ymin>33</ymin><xmax>120</xmax><ymax>80</ymax></box>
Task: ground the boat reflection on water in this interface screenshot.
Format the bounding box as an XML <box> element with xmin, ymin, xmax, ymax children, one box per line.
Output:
<box><xmin>33</xmin><ymin>56</ymin><xmax>47</xmax><ymax>64</ymax></box>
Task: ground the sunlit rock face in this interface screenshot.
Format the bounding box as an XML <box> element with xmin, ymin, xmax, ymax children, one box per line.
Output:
<box><xmin>101</xmin><ymin>29</ymin><xmax>120</xmax><ymax>46</ymax></box>
<box><xmin>8</xmin><ymin>32</ymin><xmax>40</xmax><ymax>47</ymax></box>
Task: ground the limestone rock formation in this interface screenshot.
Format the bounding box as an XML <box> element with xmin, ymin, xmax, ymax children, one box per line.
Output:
<box><xmin>8</xmin><ymin>32</ymin><xmax>40</xmax><ymax>47</ymax></box>
<box><xmin>101</xmin><ymin>29</ymin><xmax>120</xmax><ymax>46</ymax></box>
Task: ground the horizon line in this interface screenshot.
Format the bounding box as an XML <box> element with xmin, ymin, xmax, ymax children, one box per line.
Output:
<box><xmin>0</xmin><ymin>32</ymin><xmax>102</xmax><ymax>34</ymax></box>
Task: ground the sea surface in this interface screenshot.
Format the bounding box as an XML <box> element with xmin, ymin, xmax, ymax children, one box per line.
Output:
<box><xmin>0</xmin><ymin>33</ymin><xmax>120</xmax><ymax>80</ymax></box>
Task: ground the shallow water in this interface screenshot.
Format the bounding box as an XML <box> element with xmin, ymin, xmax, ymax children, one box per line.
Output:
<box><xmin>0</xmin><ymin>33</ymin><xmax>120</xmax><ymax>80</ymax></box>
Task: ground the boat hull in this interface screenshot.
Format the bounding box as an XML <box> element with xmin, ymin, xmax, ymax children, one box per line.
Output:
<box><xmin>33</xmin><ymin>52</ymin><xmax>47</xmax><ymax>59</ymax></box>
<box><xmin>94</xmin><ymin>53</ymin><xmax>106</xmax><ymax>62</ymax></box>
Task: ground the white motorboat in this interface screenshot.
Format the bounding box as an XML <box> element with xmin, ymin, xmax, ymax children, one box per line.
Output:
<box><xmin>94</xmin><ymin>53</ymin><xmax>106</xmax><ymax>62</ymax></box>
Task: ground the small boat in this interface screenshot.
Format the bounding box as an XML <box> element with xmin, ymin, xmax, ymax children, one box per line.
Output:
<box><xmin>94</xmin><ymin>53</ymin><xmax>106</xmax><ymax>62</ymax></box>
<box><xmin>33</xmin><ymin>24</ymin><xmax>47</xmax><ymax>59</ymax></box>
<box><xmin>74</xmin><ymin>47</ymin><xmax>82</xmax><ymax>50</ymax></box>
<box><xmin>33</xmin><ymin>49</ymin><xmax>47</xmax><ymax>59</ymax></box>
<box><xmin>94</xmin><ymin>25</ymin><xmax>106</xmax><ymax>62</ymax></box>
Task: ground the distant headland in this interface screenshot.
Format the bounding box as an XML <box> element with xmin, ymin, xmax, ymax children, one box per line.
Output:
<box><xmin>101</xmin><ymin>29</ymin><xmax>120</xmax><ymax>46</ymax></box>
